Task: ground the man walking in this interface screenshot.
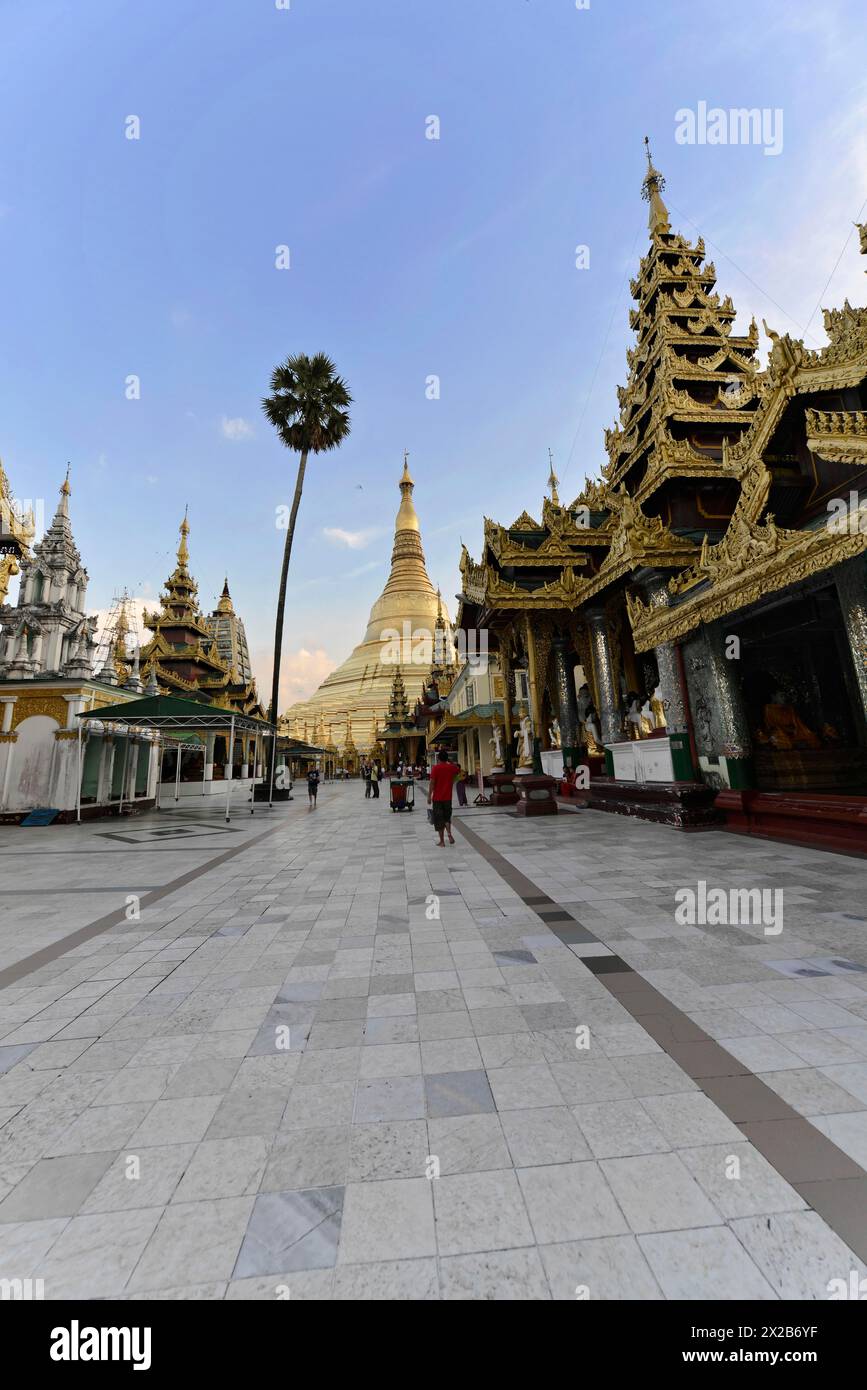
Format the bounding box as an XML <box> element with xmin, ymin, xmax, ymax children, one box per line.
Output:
<box><xmin>371</xmin><ymin>762</ymin><xmax>381</xmax><ymax>799</ymax></box>
<box><xmin>427</xmin><ymin>749</ymin><xmax>460</xmax><ymax>847</ymax></box>
<box><xmin>456</xmin><ymin>765</ymin><xmax>469</xmax><ymax>807</ymax></box>
<box><xmin>307</xmin><ymin>763</ymin><xmax>320</xmax><ymax>810</ymax></box>
<box><xmin>363</xmin><ymin>761</ymin><xmax>372</xmax><ymax>798</ymax></box>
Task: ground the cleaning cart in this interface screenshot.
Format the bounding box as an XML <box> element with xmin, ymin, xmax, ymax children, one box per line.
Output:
<box><xmin>389</xmin><ymin>777</ymin><xmax>415</xmax><ymax>812</ymax></box>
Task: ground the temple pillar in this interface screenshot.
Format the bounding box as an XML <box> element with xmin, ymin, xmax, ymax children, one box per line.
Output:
<box><xmin>706</xmin><ymin>620</ymin><xmax>753</xmax><ymax>769</ymax></box>
<box><xmin>499</xmin><ymin>644</ymin><xmax>514</xmax><ymax>771</ymax></box>
<box><xmin>524</xmin><ymin>615</ymin><xmax>544</xmax><ymax>772</ymax></box>
<box><xmin>97</xmin><ymin>738</ymin><xmax>114</xmax><ymax>804</ymax></box>
<box><xmin>835</xmin><ymin>555</ymin><xmax>867</xmax><ymax>738</ymax></box>
<box><xmin>62</xmin><ymin>694</ymin><xmax>80</xmax><ymax>730</ymax></box>
<box><xmin>585</xmin><ymin>608</ymin><xmax>620</xmax><ymax>746</ymax></box>
<box><xmin>205</xmin><ymin>732</ymin><xmax>216</xmax><ymax>785</ymax></box>
<box><xmin>0</xmin><ymin>698</ymin><xmax>17</xmax><ymax>812</ymax></box>
<box><xmin>552</xmin><ymin>636</ymin><xmax>579</xmax><ymax>766</ymax></box>
<box><xmin>1</xmin><ymin>696</ymin><xmax>15</xmax><ymax>733</ymax></box>
<box><xmin>125</xmin><ymin>740</ymin><xmax>140</xmax><ymax>801</ymax></box>
<box><xmin>638</xmin><ymin>575</ymin><xmax>688</xmax><ymax>734</ymax></box>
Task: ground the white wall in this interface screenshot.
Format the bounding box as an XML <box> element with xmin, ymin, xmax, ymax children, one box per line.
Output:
<box><xmin>5</xmin><ymin>715</ymin><xmax>59</xmax><ymax>812</ymax></box>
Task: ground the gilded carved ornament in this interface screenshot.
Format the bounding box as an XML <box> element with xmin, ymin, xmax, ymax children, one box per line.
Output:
<box><xmin>629</xmin><ymin>519</ymin><xmax>867</xmax><ymax>654</ymax></box>
<box><xmin>805</xmin><ymin>408</ymin><xmax>867</xmax><ymax>466</ymax></box>
<box><xmin>570</xmin><ymin>477</ymin><xmax>614</xmax><ymax>512</ymax></box>
<box><xmin>0</xmin><ymin>554</ymin><xmax>20</xmax><ymax>606</ymax></box>
<box><xmin>508</xmin><ymin>510</ymin><xmax>543</xmax><ymax>532</ymax></box>
<box><xmin>11</xmin><ymin>694</ymin><xmax>68</xmax><ymax>729</ymax></box>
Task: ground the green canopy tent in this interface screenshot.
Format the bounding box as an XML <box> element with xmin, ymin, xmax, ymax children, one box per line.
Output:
<box><xmin>76</xmin><ymin>694</ymin><xmax>277</xmax><ymax>823</ymax></box>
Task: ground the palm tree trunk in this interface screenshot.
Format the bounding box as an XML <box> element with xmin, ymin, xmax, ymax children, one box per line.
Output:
<box><xmin>268</xmin><ymin>450</ymin><xmax>308</xmax><ymax>779</ymax></box>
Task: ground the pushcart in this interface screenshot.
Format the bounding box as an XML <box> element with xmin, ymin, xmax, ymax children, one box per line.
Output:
<box><xmin>389</xmin><ymin>777</ymin><xmax>415</xmax><ymax>812</ymax></box>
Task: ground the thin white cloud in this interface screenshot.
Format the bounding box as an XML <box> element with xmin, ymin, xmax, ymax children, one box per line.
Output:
<box><xmin>323</xmin><ymin>526</ymin><xmax>380</xmax><ymax>550</ymax></box>
<box><xmin>221</xmin><ymin>416</ymin><xmax>254</xmax><ymax>442</ymax></box>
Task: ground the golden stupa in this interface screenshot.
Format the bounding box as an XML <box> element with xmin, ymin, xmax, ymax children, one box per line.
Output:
<box><xmin>282</xmin><ymin>457</ymin><xmax>452</xmax><ymax>752</ymax></box>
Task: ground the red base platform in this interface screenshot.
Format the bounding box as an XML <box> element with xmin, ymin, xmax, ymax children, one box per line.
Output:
<box><xmin>514</xmin><ymin>774</ymin><xmax>559</xmax><ymax>816</ymax></box>
<box><xmin>716</xmin><ymin>790</ymin><xmax>867</xmax><ymax>856</ymax></box>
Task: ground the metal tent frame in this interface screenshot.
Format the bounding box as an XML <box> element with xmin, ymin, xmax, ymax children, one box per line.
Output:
<box><xmin>76</xmin><ymin>695</ymin><xmax>278</xmax><ymax>823</ymax></box>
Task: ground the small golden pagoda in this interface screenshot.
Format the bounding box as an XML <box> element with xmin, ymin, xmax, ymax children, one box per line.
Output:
<box><xmin>142</xmin><ymin>513</ymin><xmax>263</xmax><ymax>717</ymax></box>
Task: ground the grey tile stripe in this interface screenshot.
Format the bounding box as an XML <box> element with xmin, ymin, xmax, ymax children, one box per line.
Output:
<box><xmin>453</xmin><ymin>816</ymin><xmax>867</xmax><ymax>1262</ymax></box>
<box><xmin>0</xmin><ymin>820</ymin><xmax>288</xmax><ymax>993</ymax></box>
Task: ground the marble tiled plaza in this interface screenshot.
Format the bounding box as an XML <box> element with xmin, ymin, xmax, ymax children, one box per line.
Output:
<box><xmin>2</xmin><ymin>785</ymin><xmax>867</xmax><ymax>1300</ymax></box>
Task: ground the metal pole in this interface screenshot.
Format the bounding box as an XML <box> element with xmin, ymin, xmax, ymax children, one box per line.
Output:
<box><xmin>226</xmin><ymin>714</ymin><xmax>235</xmax><ymax>823</ymax></box>
<box><xmin>118</xmin><ymin>730</ymin><xmax>130</xmax><ymax>816</ymax></box>
<box><xmin>268</xmin><ymin>725</ymin><xmax>277</xmax><ymax>809</ymax></box>
<box><xmin>250</xmin><ymin>731</ymin><xmax>258</xmax><ymax>814</ymax></box>
<box><xmin>76</xmin><ymin>720</ymin><xmax>83</xmax><ymax>824</ymax></box>
<box><xmin>156</xmin><ymin>740</ymin><xmax>163</xmax><ymax>810</ymax></box>
<box><xmin>202</xmin><ymin>735</ymin><xmax>207</xmax><ymax>795</ymax></box>
<box><xmin>174</xmin><ymin>739</ymin><xmax>181</xmax><ymax>803</ymax></box>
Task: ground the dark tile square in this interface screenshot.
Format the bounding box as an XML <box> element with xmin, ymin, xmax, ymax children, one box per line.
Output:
<box><xmin>581</xmin><ymin>956</ymin><xmax>632</xmax><ymax>975</ymax></box>
<box><xmin>552</xmin><ymin>924</ymin><xmax>598</xmax><ymax>945</ymax></box>
<box><xmin>234</xmin><ymin>1187</ymin><xmax>344</xmax><ymax>1277</ymax></box>
<box><xmin>425</xmin><ymin>1069</ymin><xmax>495</xmax><ymax>1118</ymax></box>
<box><xmin>666</xmin><ymin>1040</ymin><xmax>748</xmax><ymax>1080</ymax></box>
<box><xmin>493</xmin><ymin>950</ymin><xmax>537</xmax><ymax>967</ymax></box>
<box><xmin>794</xmin><ymin>1177</ymin><xmax>867</xmax><ymax>1258</ymax></box>
<box><xmin>739</xmin><ymin>1118</ymin><xmax>863</xmax><ymax>1185</ymax></box>
<box><xmin>701</xmin><ymin>1072</ymin><xmax>790</xmax><ymax>1120</ymax></box>
<box><xmin>633</xmin><ymin>1012</ymin><xmax>709</xmax><ymax>1046</ymax></box>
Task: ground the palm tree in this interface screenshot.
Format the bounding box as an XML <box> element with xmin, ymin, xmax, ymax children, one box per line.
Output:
<box><xmin>262</xmin><ymin>352</ymin><xmax>352</xmax><ymax>782</ymax></box>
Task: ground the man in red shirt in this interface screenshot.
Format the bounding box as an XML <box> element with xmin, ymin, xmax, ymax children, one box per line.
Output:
<box><xmin>427</xmin><ymin>749</ymin><xmax>461</xmax><ymax>847</ymax></box>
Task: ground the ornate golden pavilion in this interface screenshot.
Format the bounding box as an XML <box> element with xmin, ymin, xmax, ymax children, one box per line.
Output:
<box><xmin>455</xmin><ymin>146</ymin><xmax>867</xmax><ymax>849</ymax></box>
<box><xmin>141</xmin><ymin>513</ymin><xmax>263</xmax><ymax>720</ymax></box>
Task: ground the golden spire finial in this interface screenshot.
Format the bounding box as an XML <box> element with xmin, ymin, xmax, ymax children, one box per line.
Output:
<box><xmin>395</xmin><ymin>452</ymin><xmax>420</xmax><ymax>533</ymax></box>
<box><xmin>547</xmin><ymin>448</ymin><xmax>560</xmax><ymax>506</ymax></box>
<box><xmin>55</xmin><ymin>463</ymin><xmax>72</xmax><ymax>519</ymax></box>
<box><xmin>177</xmin><ymin>506</ymin><xmax>190</xmax><ymax>566</ymax></box>
<box><xmin>641</xmin><ymin>136</ymin><xmax>671</xmax><ymax>236</ymax></box>
<box><xmin>217</xmin><ymin>576</ymin><xmax>234</xmax><ymax>613</ymax></box>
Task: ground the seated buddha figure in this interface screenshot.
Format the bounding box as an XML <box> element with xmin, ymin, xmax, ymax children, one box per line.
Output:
<box><xmin>760</xmin><ymin>691</ymin><xmax>822</xmax><ymax>751</ymax></box>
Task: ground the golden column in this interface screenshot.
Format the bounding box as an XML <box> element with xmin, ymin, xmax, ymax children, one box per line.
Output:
<box><xmin>499</xmin><ymin>642</ymin><xmax>514</xmax><ymax>769</ymax></box>
<box><xmin>524</xmin><ymin>614</ymin><xmax>543</xmax><ymax>745</ymax></box>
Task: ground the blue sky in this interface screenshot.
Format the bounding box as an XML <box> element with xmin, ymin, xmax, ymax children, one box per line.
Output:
<box><xmin>1</xmin><ymin>0</ymin><xmax>866</xmax><ymax>705</ymax></box>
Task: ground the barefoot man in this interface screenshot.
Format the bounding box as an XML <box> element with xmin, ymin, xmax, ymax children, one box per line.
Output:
<box><xmin>427</xmin><ymin>749</ymin><xmax>460</xmax><ymax>847</ymax></box>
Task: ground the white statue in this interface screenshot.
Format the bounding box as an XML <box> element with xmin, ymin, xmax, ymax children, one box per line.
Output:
<box><xmin>625</xmin><ymin>693</ymin><xmax>643</xmax><ymax>738</ymax></box>
<box><xmin>548</xmin><ymin>718</ymin><xmax>562</xmax><ymax>748</ymax></box>
<box><xmin>515</xmin><ymin>714</ymin><xmax>534</xmax><ymax>765</ymax></box>
<box><xmin>489</xmin><ymin>722</ymin><xmax>505</xmax><ymax>765</ymax></box>
<box><xmin>577</xmin><ymin>683</ymin><xmax>602</xmax><ymax>751</ymax></box>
